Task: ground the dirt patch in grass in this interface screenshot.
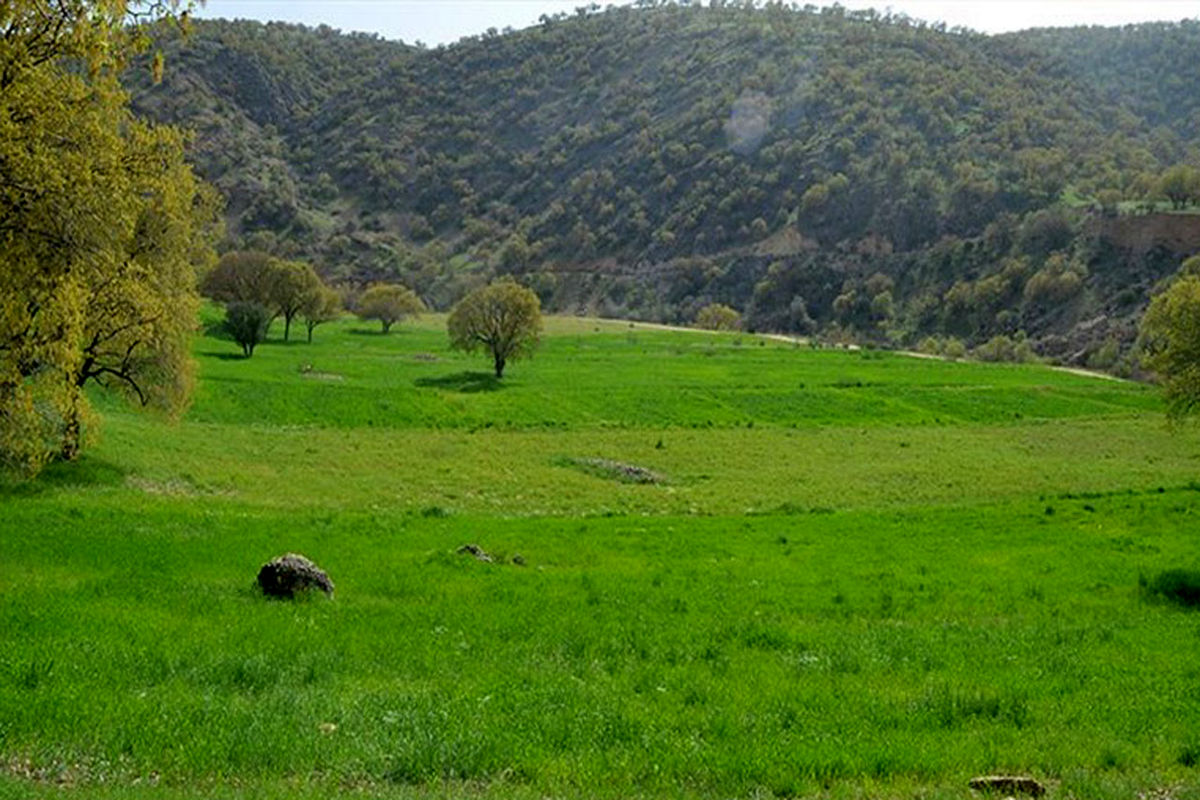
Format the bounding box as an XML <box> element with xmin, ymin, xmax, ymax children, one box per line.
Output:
<box><xmin>124</xmin><ymin>475</ymin><xmax>231</xmax><ymax>498</ymax></box>
<box><xmin>560</xmin><ymin>456</ymin><xmax>666</xmax><ymax>484</ymax></box>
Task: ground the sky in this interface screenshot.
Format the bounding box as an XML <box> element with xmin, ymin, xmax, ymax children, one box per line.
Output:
<box><xmin>194</xmin><ymin>1</ymin><xmax>1200</xmax><ymax>45</ymax></box>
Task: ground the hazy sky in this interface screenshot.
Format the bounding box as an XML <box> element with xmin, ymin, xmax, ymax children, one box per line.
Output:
<box><xmin>194</xmin><ymin>1</ymin><xmax>1200</xmax><ymax>45</ymax></box>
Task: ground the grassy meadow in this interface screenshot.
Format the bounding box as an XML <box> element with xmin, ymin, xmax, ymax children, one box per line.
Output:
<box><xmin>2</xmin><ymin>311</ymin><xmax>1200</xmax><ymax>799</ymax></box>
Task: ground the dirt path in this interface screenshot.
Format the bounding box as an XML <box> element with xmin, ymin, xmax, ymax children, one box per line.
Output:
<box><xmin>613</xmin><ymin>319</ymin><xmax>1125</xmax><ymax>382</ymax></box>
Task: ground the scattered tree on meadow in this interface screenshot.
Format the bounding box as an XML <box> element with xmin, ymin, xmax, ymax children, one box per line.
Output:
<box><xmin>273</xmin><ymin>260</ymin><xmax>324</xmax><ymax>342</ymax></box>
<box><xmin>224</xmin><ymin>302</ymin><xmax>272</xmax><ymax>358</ymax></box>
<box><xmin>1139</xmin><ymin>257</ymin><xmax>1200</xmax><ymax>419</ymax></box>
<box><xmin>201</xmin><ymin>251</ymin><xmax>283</xmax><ymax>309</ymax></box>
<box><xmin>357</xmin><ymin>284</ymin><xmax>425</xmax><ymax>333</ymax></box>
<box><xmin>202</xmin><ymin>252</ymin><xmax>329</xmax><ymax>343</ymax></box>
<box><xmin>0</xmin><ymin>0</ymin><xmax>215</xmax><ymax>475</ymax></box>
<box><xmin>300</xmin><ymin>285</ymin><xmax>342</xmax><ymax>343</ymax></box>
<box><xmin>447</xmin><ymin>280</ymin><xmax>542</xmax><ymax>378</ymax></box>
<box><xmin>695</xmin><ymin>303</ymin><xmax>741</xmax><ymax>331</ymax></box>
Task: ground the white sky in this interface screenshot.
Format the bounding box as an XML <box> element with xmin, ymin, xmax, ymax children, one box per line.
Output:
<box><xmin>194</xmin><ymin>1</ymin><xmax>1200</xmax><ymax>45</ymax></box>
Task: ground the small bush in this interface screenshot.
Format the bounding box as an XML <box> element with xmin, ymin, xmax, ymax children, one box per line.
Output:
<box><xmin>916</xmin><ymin>335</ymin><xmax>943</xmax><ymax>356</ymax></box>
<box><xmin>1087</xmin><ymin>338</ymin><xmax>1120</xmax><ymax>370</ymax></box>
<box><xmin>942</xmin><ymin>338</ymin><xmax>967</xmax><ymax>360</ymax></box>
<box><xmin>1144</xmin><ymin>569</ymin><xmax>1200</xmax><ymax>608</ymax></box>
<box><xmin>695</xmin><ymin>303</ymin><xmax>741</xmax><ymax>331</ymax></box>
<box><xmin>973</xmin><ymin>333</ymin><xmax>1038</xmax><ymax>363</ymax></box>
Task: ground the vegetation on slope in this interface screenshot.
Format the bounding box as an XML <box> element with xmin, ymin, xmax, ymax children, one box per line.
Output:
<box><xmin>127</xmin><ymin>8</ymin><xmax>1200</xmax><ymax>364</ymax></box>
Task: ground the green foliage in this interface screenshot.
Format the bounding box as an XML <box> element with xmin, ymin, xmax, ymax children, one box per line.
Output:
<box><xmin>299</xmin><ymin>285</ymin><xmax>341</xmax><ymax>343</ymax></box>
<box><xmin>203</xmin><ymin>252</ymin><xmax>329</xmax><ymax>341</ymax></box>
<box><xmin>123</xmin><ymin>12</ymin><xmax>1200</xmax><ymax>353</ymax></box>
<box><xmin>355</xmin><ymin>283</ymin><xmax>424</xmax><ymax>334</ymax></box>
<box><xmin>0</xmin><ymin>0</ymin><xmax>214</xmax><ymax>477</ymax></box>
<box><xmin>448</xmin><ymin>280</ymin><xmax>542</xmax><ymax>377</ymax></box>
<box><xmin>223</xmin><ymin>302</ymin><xmax>272</xmax><ymax>357</ymax></box>
<box><xmin>916</xmin><ymin>336</ymin><xmax>943</xmax><ymax>355</ymax></box>
<box><xmin>973</xmin><ymin>333</ymin><xmax>1038</xmax><ymax>363</ymax></box>
<box><xmin>1158</xmin><ymin>164</ymin><xmax>1200</xmax><ymax>210</ymax></box>
<box><xmin>694</xmin><ymin>303</ymin><xmax>740</xmax><ymax>331</ymax></box>
<box><xmin>1139</xmin><ymin>273</ymin><xmax>1200</xmax><ymax>419</ymax></box>
<box><xmin>943</xmin><ymin>337</ymin><xmax>968</xmax><ymax>360</ymax></box>
<box><xmin>1023</xmin><ymin>253</ymin><xmax>1087</xmax><ymax>307</ymax></box>
<box><xmin>273</xmin><ymin>260</ymin><xmax>324</xmax><ymax>342</ymax></box>
<box><xmin>202</xmin><ymin>251</ymin><xmax>284</xmax><ymax>308</ymax></box>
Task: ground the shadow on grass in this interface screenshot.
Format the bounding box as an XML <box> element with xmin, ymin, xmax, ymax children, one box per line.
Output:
<box><xmin>1143</xmin><ymin>568</ymin><xmax>1200</xmax><ymax>609</ymax></box>
<box><xmin>0</xmin><ymin>455</ymin><xmax>126</xmax><ymax>499</ymax></box>
<box><xmin>415</xmin><ymin>371</ymin><xmax>504</xmax><ymax>393</ymax></box>
<box><xmin>197</xmin><ymin>351</ymin><xmax>250</xmax><ymax>361</ymax></box>
<box><xmin>202</xmin><ymin>318</ymin><xmax>230</xmax><ymax>339</ymax></box>
<box><xmin>347</xmin><ymin>327</ymin><xmax>390</xmax><ymax>336</ymax></box>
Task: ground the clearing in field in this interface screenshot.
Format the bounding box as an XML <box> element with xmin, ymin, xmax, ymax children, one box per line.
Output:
<box><xmin>2</xmin><ymin>314</ymin><xmax>1199</xmax><ymax>800</ymax></box>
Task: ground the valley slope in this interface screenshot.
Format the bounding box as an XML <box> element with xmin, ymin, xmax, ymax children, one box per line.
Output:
<box><xmin>126</xmin><ymin>5</ymin><xmax>1200</xmax><ymax>362</ymax></box>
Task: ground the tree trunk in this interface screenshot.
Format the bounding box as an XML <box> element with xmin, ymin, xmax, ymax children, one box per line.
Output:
<box><xmin>60</xmin><ymin>403</ymin><xmax>81</xmax><ymax>461</ymax></box>
<box><xmin>494</xmin><ymin>353</ymin><xmax>505</xmax><ymax>378</ymax></box>
<box><xmin>307</xmin><ymin>323</ymin><xmax>314</xmax><ymax>344</ymax></box>
<box><xmin>283</xmin><ymin>314</ymin><xmax>291</xmax><ymax>342</ymax></box>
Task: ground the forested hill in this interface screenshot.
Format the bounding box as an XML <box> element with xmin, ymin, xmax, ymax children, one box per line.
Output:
<box><xmin>126</xmin><ymin>5</ymin><xmax>1200</xmax><ymax>365</ymax></box>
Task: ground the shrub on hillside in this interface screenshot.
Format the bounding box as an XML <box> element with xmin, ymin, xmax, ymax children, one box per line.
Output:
<box><xmin>917</xmin><ymin>335</ymin><xmax>943</xmax><ymax>356</ymax></box>
<box><xmin>973</xmin><ymin>334</ymin><xmax>1037</xmax><ymax>363</ymax></box>
<box><xmin>943</xmin><ymin>337</ymin><xmax>967</xmax><ymax>360</ymax></box>
<box><xmin>1017</xmin><ymin>208</ymin><xmax>1075</xmax><ymax>258</ymax></box>
<box><xmin>695</xmin><ymin>303</ymin><xmax>741</xmax><ymax>331</ymax></box>
<box><xmin>1023</xmin><ymin>253</ymin><xmax>1087</xmax><ymax>306</ymax></box>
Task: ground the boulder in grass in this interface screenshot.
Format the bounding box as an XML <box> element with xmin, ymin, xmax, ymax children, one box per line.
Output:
<box><xmin>257</xmin><ymin>553</ymin><xmax>334</xmax><ymax>598</ymax></box>
<box><xmin>969</xmin><ymin>776</ymin><xmax>1045</xmax><ymax>797</ymax></box>
<box><xmin>456</xmin><ymin>544</ymin><xmax>493</xmax><ymax>563</ymax></box>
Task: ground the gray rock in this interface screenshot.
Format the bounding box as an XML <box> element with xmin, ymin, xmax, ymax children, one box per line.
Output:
<box><xmin>257</xmin><ymin>553</ymin><xmax>334</xmax><ymax>598</ymax></box>
<box><xmin>456</xmin><ymin>544</ymin><xmax>493</xmax><ymax>563</ymax></box>
<box><xmin>969</xmin><ymin>776</ymin><xmax>1045</xmax><ymax>797</ymax></box>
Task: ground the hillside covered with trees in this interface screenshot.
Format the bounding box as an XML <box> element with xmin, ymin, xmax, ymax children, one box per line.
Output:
<box><xmin>127</xmin><ymin>4</ymin><xmax>1200</xmax><ymax>367</ymax></box>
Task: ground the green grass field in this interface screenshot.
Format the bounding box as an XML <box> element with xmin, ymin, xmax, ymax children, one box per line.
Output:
<box><xmin>2</xmin><ymin>312</ymin><xmax>1199</xmax><ymax>799</ymax></box>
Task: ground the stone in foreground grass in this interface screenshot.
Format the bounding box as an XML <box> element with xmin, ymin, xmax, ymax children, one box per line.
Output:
<box><xmin>257</xmin><ymin>553</ymin><xmax>335</xmax><ymax>598</ymax></box>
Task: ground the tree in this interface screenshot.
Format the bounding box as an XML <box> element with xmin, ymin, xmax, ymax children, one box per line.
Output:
<box><xmin>67</xmin><ymin>122</ymin><xmax>221</xmax><ymax>455</ymax></box>
<box><xmin>448</xmin><ymin>279</ymin><xmax>542</xmax><ymax>378</ymax></box>
<box><xmin>202</xmin><ymin>253</ymin><xmax>325</xmax><ymax>342</ymax></box>
<box><xmin>1159</xmin><ymin>165</ymin><xmax>1200</xmax><ymax>211</ymax></box>
<box><xmin>273</xmin><ymin>260</ymin><xmax>323</xmax><ymax>342</ymax></box>
<box><xmin>695</xmin><ymin>303</ymin><xmax>741</xmax><ymax>331</ymax></box>
<box><xmin>202</xmin><ymin>251</ymin><xmax>284</xmax><ymax>310</ymax></box>
<box><xmin>1140</xmin><ymin>266</ymin><xmax>1200</xmax><ymax>419</ymax></box>
<box><xmin>224</xmin><ymin>302</ymin><xmax>272</xmax><ymax>358</ymax></box>
<box><xmin>0</xmin><ymin>0</ymin><xmax>213</xmax><ymax>475</ymax></box>
<box><xmin>357</xmin><ymin>284</ymin><xmax>425</xmax><ymax>333</ymax></box>
<box><xmin>300</xmin><ymin>285</ymin><xmax>342</xmax><ymax>343</ymax></box>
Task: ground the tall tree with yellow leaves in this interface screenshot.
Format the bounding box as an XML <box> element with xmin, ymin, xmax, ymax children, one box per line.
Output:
<box><xmin>0</xmin><ymin>1</ymin><xmax>217</xmax><ymax>475</ymax></box>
